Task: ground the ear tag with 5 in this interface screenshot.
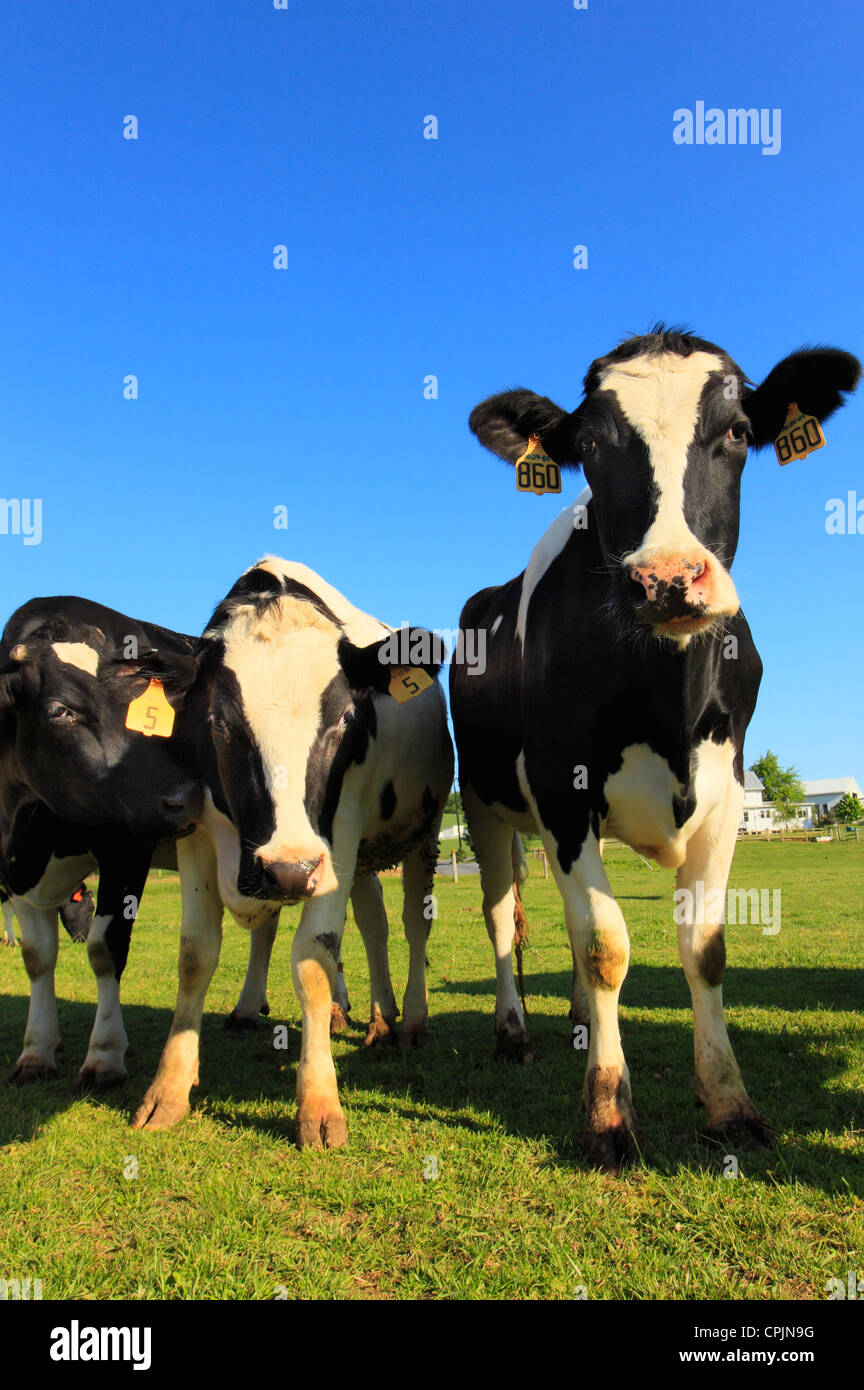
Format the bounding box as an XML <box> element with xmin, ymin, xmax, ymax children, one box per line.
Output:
<box><xmin>515</xmin><ymin>435</ymin><xmax>562</xmax><ymax>494</ymax></box>
<box><xmin>388</xmin><ymin>666</ymin><xmax>433</xmax><ymax>703</ymax></box>
<box><xmin>125</xmin><ymin>678</ymin><xmax>175</xmax><ymax>738</ymax></box>
<box><xmin>774</xmin><ymin>402</ymin><xmax>825</xmax><ymax>466</ymax></box>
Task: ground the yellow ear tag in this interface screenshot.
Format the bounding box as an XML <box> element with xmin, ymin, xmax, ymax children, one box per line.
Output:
<box><xmin>515</xmin><ymin>435</ymin><xmax>562</xmax><ymax>494</ymax></box>
<box><xmin>125</xmin><ymin>678</ymin><xmax>175</xmax><ymax>738</ymax></box>
<box><xmin>774</xmin><ymin>402</ymin><xmax>826</xmax><ymax>466</ymax></box>
<box><xmin>388</xmin><ymin>666</ymin><xmax>433</xmax><ymax>703</ymax></box>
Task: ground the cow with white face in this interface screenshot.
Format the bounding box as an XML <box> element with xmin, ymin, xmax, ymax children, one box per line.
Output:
<box><xmin>132</xmin><ymin>560</ymin><xmax>453</xmax><ymax>1147</ymax></box>
<box><xmin>450</xmin><ymin>327</ymin><xmax>860</xmax><ymax>1171</ymax></box>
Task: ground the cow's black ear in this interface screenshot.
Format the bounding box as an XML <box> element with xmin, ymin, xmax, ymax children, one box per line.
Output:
<box><xmin>0</xmin><ymin>641</ymin><xmax>32</xmax><ymax>712</ymax></box>
<box><xmin>338</xmin><ymin>630</ymin><xmax>445</xmax><ymax>696</ymax></box>
<box><xmin>469</xmin><ymin>389</ymin><xmax>583</xmax><ymax>467</ymax></box>
<box><xmin>104</xmin><ymin>647</ymin><xmax>200</xmax><ymax>699</ymax></box>
<box><xmin>743</xmin><ymin>348</ymin><xmax>861</xmax><ymax>449</ymax></box>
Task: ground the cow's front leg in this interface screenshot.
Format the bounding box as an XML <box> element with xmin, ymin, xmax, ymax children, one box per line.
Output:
<box><xmin>9</xmin><ymin>901</ymin><xmax>60</xmax><ymax>1082</ymax></box>
<box><xmin>463</xmin><ymin>787</ymin><xmax>532</xmax><ymax>1061</ymax></box>
<box><xmin>292</xmin><ymin>882</ymin><xmax>353</xmax><ymax>1149</ymax></box>
<box><xmin>225</xmin><ymin>911</ymin><xmax>279</xmax><ymax>1030</ymax></box>
<box><xmin>677</xmin><ymin>782</ymin><xmax>772</xmax><ymax>1148</ymax></box>
<box><xmin>552</xmin><ymin>833</ymin><xmax>639</xmax><ymax>1172</ymax></box>
<box><xmin>400</xmin><ymin>846</ymin><xmax>436</xmax><ymax>1047</ymax></box>
<box><xmin>78</xmin><ymin>845</ymin><xmax>151</xmax><ymax>1092</ymax></box>
<box><xmin>568</xmin><ymin>920</ymin><xmax>591</xmax><ymax>1040</ymax></box>
<box><xmin>350</xmin><ymin>873</ymin><xmax>398</xmax><ymax>1046</ymax></box>
<box><xmin>131</xmin><ymin>830</ymin><xmax>223</xmax><ymax>1131</ymax></box>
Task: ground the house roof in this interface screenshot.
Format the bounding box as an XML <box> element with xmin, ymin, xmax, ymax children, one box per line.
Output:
<box><xmin>803</xmin><ymin>777</ymin><xmax>863</xmax><ymax>797</ymax></box>
<box><xmin>744</xmin><ymin>770</ymin><xmax>764</xmax><ymax>791</ymax></box>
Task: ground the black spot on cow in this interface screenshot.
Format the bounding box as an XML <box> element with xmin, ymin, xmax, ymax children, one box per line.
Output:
<box><xmin>315</xmin><ymin>932</ymin><xmax>339</xmax><ymax>960</ymax></box>
<box><xmin>379</xmin><ymin>780</ymin><xmax>396</xmax><ymax>821</ymax></box>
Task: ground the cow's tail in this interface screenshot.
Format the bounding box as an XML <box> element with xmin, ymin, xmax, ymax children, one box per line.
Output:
<box><xmin>511</xmin><ymin>833</ymin><xmax>529</xmax><ymax>1015</ymax></box>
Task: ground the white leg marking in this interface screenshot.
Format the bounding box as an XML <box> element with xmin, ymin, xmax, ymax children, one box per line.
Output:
<box><xmin>229</xmin><ymin>912</ymin><xmax>279</xmax><ymax>1025</ymax></box>
<box><xmin>676</xmin><ymin>776</ymin><xmax>766</xmax><ymax>1138</ymax></box>
<box><xmin>11</xmin><ymin>901</ymin><xmax>60</xmax><ymax>1078</ymax></box>
<box><xmin>78</xmin><ymin>913</ymin><xmax>129</xmax><ymax>1087</ymax></box>
<box><xmin>131</xmin><ymin>829</ymin><xmax>224</xmax><ymax>1131</ymax></box>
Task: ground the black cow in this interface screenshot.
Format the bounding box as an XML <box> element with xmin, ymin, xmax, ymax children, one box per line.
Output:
<box><xmin>0</xmin><ymin>598</ymin><xmax>202</xmax><ymax>1087</ymax></box>
<box><xmin>450</xmin><ymin>327</ymin><xmax>859</xmax><ymax>1170</ymax></box>
<box><xmin>131</xmin><ymin>559</ymin><xmax>454</xmax><ymax>1148</ymax></box>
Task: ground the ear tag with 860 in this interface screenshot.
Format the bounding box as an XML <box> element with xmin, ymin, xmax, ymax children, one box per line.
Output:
<box><xmin>515</xmin><ymin>435</ymin><xmax>561</xmax><ymax>494</ymax></box>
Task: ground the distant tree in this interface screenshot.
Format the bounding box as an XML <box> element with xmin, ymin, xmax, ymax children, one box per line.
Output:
<box><xmin>445</xmin><ymin>789</ymin><xmax>463</xmax><ymax>818</ymax></box>
<box><xmin>750</xmin><ymin>751</ymin><xmax>806</xmax><ymax>823</ymax></box>
<box><xmin>833</xmin><ymin>792</ymin><xmax>863</xmax><ymax>823</ymax></box>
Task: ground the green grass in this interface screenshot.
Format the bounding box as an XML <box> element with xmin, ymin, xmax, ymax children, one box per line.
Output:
<box><xmin>0</xmin><ymin>840</ymin><xmax>861</xmax><ymax>1300</ymax></box>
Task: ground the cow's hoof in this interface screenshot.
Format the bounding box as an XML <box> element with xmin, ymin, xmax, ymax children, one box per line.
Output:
<box><xmin>259</xmin><ymin>1001</ymin><xmax>270</xmax><ymax>1017</ymax></box>
<box><xmin>330</xmin><ymin>1002</ymin><xmax>350</xmax><ymax>1035</ymax></box>
<box><xmin>75</xmin><ymin>1065</ymin><xmax>127</xmax><ymax>1095</ymax></box>
<box><xmin>224</xmin><ymin>1010</ymin><xmax>260</xmax><ymax>1032</ymax></box>
<box><xmin>130</xmin><ymin>1086</ymin><xmax>190</xmax><ymax>1132</ymax></box>
<box><xmin>9</xmin><ymin>1059</ymin><xmax>56</xmax><ymax>1086</ymax></box>
<box><xmin>398</xmin><ymin>1021</ymin><xmax>429</xmax><ymax>1050</ymax></box>
<box><xmin>581</xmin><ymin>1120</ymin><xmax>641</xmax><ymax>1174</ymax></box>
<box><xmin>494</xmin><ymin>1028</ymin><xmax>534</xmax><ymax>1064</ymax></box>
<box><xmin>295</xmin><ymin>1105</ymin><xmax>348</xmax><ymax>1150</ymax></box>
<box><xmin>364</xmin><ymin>1012</ymin><xmax>398</xmax><ymax>1047</ymax></box>
<box><xmin>703</xmin><ymin>1111</ymin><xmax>775</xmax><ymax>1151</ymax></box>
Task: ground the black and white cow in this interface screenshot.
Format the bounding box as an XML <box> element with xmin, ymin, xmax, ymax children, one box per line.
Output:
<box><xmin>0</xmin><ymin>598</ymin><xmax>203</xmax><ymax>1087</ymax></box>
<box><xmin>450</xmin><ymin>327</ymin><xmax>860</xmax><ymax>1171</ymax></box>
<box><xmin>131</xmin><ymin>559</ymin><xmax>454</xmax><ymax>1148</ymax></box>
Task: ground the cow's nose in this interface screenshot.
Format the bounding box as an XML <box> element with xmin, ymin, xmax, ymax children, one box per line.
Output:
<box><xmin>629</xmin><ymin>558</ymin><xmax>705</xmax><ymax>601</ymax></box>
<box><xmin>261</xmin><ymin>857</ymin><xmax>323</xmax><ymax>900</ymax></box>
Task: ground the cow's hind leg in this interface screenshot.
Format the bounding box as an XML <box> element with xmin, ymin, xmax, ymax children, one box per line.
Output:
<box><xmin>225</xmin><ymin>912</ymin><xmax>279</xmax><ymax>1030</ymax></box>
<box><xmin>351</xmin><ymin>874</ymin><xmax>398</xmax><ymax>1046</ymax></box>
<box><xmin>2</xmin><ymin>899</ymin><xmax>17</xmax><ymax>947</ymax></box>
<box><xmin>464</xmin><ymin>788</ymin><xmax>531</xmax><ymax>1062</ymax></box>
<box><xmin>552</xmin><ymin>832</ymin><xmax>639</xmax><ymax>1172</ymax></box>
<box><xmin>131</xmin><ymin>831</ymin><xmax>223</xmax><ymax>1131</ymax></box>
<box><xmin>9</xmin><ymin>901</ymin><xmax>60</xmax><ymax>1083</ymax></box>
<box><xmin>677</xmin><ymin>782</ymin><xmax>772</xmax><ymax>1149</ymax></box>
<box><xmin>400</xmin><ymin>844</ymin><xmax>436</xmax><ymax>1047</ymax></box>
<box><xmin>330</xmin><ymin>944</ymin><xmax>352</xmax><ymax>1034</ymax></box>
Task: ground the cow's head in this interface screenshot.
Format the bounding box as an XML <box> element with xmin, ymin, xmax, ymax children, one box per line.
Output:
<box><xmin>200</xmin><ymin>559</ymin><xmax>442</xmax><ymax>906</ymax></box>
<box><xmin>470</xmin><ymin>327</ymin><xmax>860</xmax><ymax>641</ymax></box>
<box><xmin>0</xmin><ymin>614</ymin><xmax>202</xmax><ymax>839</ymax></box>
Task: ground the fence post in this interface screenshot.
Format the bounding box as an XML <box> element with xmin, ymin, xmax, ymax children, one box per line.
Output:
<box><xmin>542</xmin><ymin>849</ymin><xmax>549</xmax><ymax>880</ymax></box>
<box><xmin>451</xmin><ymin>849</ymin><xmax>458</xmax><ymax>883</ymax></box>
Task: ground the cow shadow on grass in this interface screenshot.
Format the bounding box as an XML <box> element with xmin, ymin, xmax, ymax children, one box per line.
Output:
<box><xmin>0</xmin><ymin>979</ymin><xmax>860</xmax><ymax>1197</ymax></box>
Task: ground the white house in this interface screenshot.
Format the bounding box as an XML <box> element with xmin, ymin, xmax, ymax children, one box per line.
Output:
<box><xmin>740</xmin><ymin>772</ymin><xmax>862</xmax><ymax>832</ymax></box>
<box><xmin>801</xmin><ymin>777</ymin><xmax>863</xmax><ymax>823</ymax></box>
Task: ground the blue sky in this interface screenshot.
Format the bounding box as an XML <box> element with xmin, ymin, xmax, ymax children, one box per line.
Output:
<box><xmin>1</xmin><ymin>0</ymin><xmax>862</xmax><ymax>785</ymax></box>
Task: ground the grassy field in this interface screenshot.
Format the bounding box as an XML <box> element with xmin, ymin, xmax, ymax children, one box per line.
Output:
<box><xmin>0</xmin><ymin>839</ymin><xmax>861</xmax><ymax>1301</ymax></box>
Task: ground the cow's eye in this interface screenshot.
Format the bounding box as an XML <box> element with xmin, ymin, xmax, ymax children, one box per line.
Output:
<box><xmin>45</xmin><ymin>700</ymin><xmax>80</xmax><ymax>724</ymax></box>
<box><xmin>580</xmin><ymin>437</ymin><xmax>598</xmax><ymax>459</ymax></box>
<box><xmin>725</xmin><ymin>423</ymin><xmax>748</xmax><ymax>443</ymax></box>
